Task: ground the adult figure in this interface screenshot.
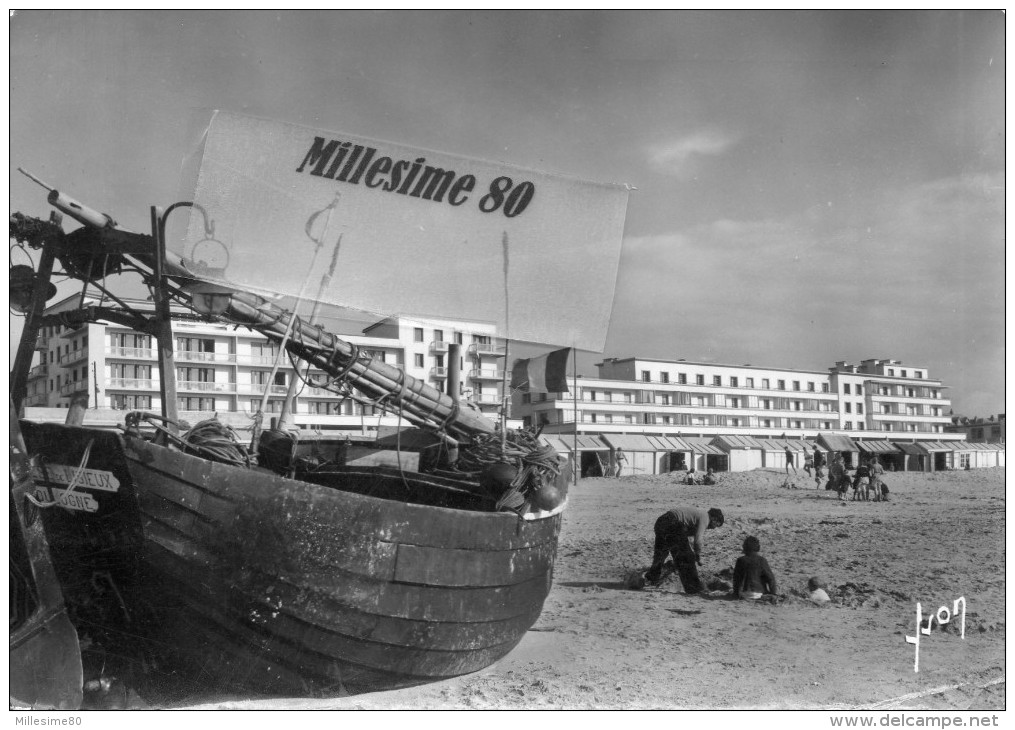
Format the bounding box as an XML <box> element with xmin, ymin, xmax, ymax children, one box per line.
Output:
<box><xmin>830</xmin><ymin>452</ymin><xmax>848</xmax><ymax>501</ymax></box>
<box><xmin>868</xmin><ymin>457</ymin><xmax>885</xmax><ymax>502</ymax></box>
<box><xmin>732</xmin><ymin>536</ymin><xmax>778</xmax><ymax>600</ymax></box>
<box><xmin>784</xmin><ymin>446</ymin><xmax>797</xmax><ymax>475</ymax></box>
<box><xmin>615</xmin><ymin>447</ymin><xmax>628</xmax><ymax>477</ymax></box>
<box><xmin>803</xmin><ymin>450</ymin><xmax>814</xmax><ymax>477</ymax></box>
<box><xmin>851</xmin><ymin>459</ymin><xmax>871</xmax><ymax>501</ymax></box>
<box><xmin>644</xmin><ymin>506</ymin><xmax>725</xmax><ymax>593</ymax></box>
<box><xmin>812</xmin><ymin>446</ymin><xmax>826</xmax><ymax>488</ymax></box>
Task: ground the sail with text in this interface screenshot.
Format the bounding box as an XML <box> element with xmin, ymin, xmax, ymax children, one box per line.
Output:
<box><xmin>178</xmin><ymin>111</ymin><xmax>630</xmax><ymax>352</ymax></box>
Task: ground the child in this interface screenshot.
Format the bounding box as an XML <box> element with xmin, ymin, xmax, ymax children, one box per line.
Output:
<box><xmin>732</xmin><ymin>536</ymin><xmax>778</xmax><ymax>600</ymax></box>
<box><xmin>807</xmin><ymin>576</ymin><xmax>831</xmax><ymax>604</ymax></box>
<box><xmin>702</xmin><ymin>468</ymin><xmax>718</xmax><ymax>485</ymax></box>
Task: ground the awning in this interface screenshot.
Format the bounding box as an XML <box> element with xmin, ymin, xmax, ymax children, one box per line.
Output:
<box><xmin>757</xmin><ymin>438</ymin><xmax>811</xmax><ymax>452</ymax></box>
<box><xmin>818</xmin><ymin>433</ymin><xmax>859</xmax><ymax>452</ymax></box>
<box><xmin>681</xmin><ymin>437</ymin><xmax>726</xmax><ymax>456</ymax></box>
<box><xmin>918</xmin><ymin>441</ymin><xmax>955</xmax><ymax>452</ymax></box>
<box><xmin>856</xmin><ymin>440</ymin><xmax>901</xmax><ymax>454</ymax></box>
<box><xmin>539</xmin><ymin>435</ymin><xmax>573</xmax><ymax>454</ymax></box>
<box><xmin>658</xmin><ymin>436</ymin><xmax>694</xmax><ymax>452</ymax></box>
<box><xmin>714</xmin><ymin>435</ymin><xmax>764</xmax><ymax>450</ymax></box>
<box><xmin>896</xmin><ymin>443</ymin><xmax>924</xmax><ymax>455</ymax></box>
<box><xmin>601</xmin><ymin>434</ymin><xmax>664</xmax><ymax>452</ymax></box>
<box><xmin>572</xmin><ymin>435</ymin><xmax>610</xmax><ymax>451</ymax></box>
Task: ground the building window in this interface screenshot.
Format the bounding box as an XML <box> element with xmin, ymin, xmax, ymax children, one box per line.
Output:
<box><xmin>433</xmin><ymin>329</ymin><xmax>444</xmax><ymax>344</ymax></box>
<box><xmin>588</xmin><ymin>391</ymin><xmax>596</xmax><ymax>401</ymax></box>
<box><xmin>915</xmin><ymin>371</ymin><xmax>923</xmax><ymax>379</ymax></box>
<box><xmin>793</xmin><ymin>420</ymin><xmax>803</xmax><ymax>429</ymax></box>
<box><xmin>844</xmin><ymin>403</ymin><xmax>851</xmax><ymax>413</ymax></box>
<box><xmin>522</xmin><ymin>393</ymin><xmax>531</xmax><ymax>404</ymax></box>
<box><xmin>661</xmin><ymin>372</ymin><xmax>669</xmax><ymax>383</ymax></box>
<box><xmin>777</xmin><ymin>380</ymin><xmax>785</xmax><ymax>390</ymax></box>
<box><xmin>539</xmin><ymin>393</ymin><xmax>547</xmax><ymax>402</ymax></box>
<box><xmin>678</xmin><ymin>373</ymin><xmax>687</xmax><ymax>385</ymax></box>
<box><xmin>822</xmin><ymin>421</ymin><xmax>832</xmax><ymax>429</ymax></box>
<box><xmin>822</xmin><ymin>383</ymin><xmax>829</xmax><ymax>393</ymax></box>
<box><xmin>857</xmin><ymin>404</ymin><xmax>864</xmax><ymax>414</ymax></box>
<box><xmin>413</xmin><ymin>328</ymin><xmax>424</xmax><ymax>342</ymax></box>
<box><xmin>844</xmin><ymin>421</ymin><xmax>852</xmax><ymax>430</ymax></box>
<box><xmin>855</xmin><ymin>385</ymin><xmax>862</xmax><ymax>396</ymax></box>
<box><xmin>888</xmin><ymin>368</ymin><xmax>895</xmax><ymax>376</ymax></box>
<box><xmin>641</xmin><ymin>370</ymin><xmax>651</xmax><ymax>382</ymax></box>
<box><xmin>901</xmin><ymin>370</ymin><xmax>907</xmax><ymax>378</ymax></box>
<box><xmin>763</xmin><ymin>399</ymin><xmax>772</xmax><ymax>410</ymax></box>
<box><xmin>792</xmin><ymin>380</ymin><xmax>800</xmax><ymax>391</ymax></box>
<box><xmin>713</xmin><ymin>376</ymin><xmax>722</xmax><ymax>386</ymax></box>
<box><xmin>794</xmin><ymin>401</ymin><xmax>803</xmax><ymax>411</ymax></box>
<box><xmin>856</xmin><ymin>423</ymin><xmax>864</xmax><ymax>431</ymax></box>
<box><xmin>843</xmin><ymin>384</ymin><xmax>851</xmax><ymax>395</ymax></box>
<box><xmin>763</xmin><ymin>419</ymin><xmax>772</xmax><ymax>428</ymax></box>
<box><xmin>746</xmin><ymin>377</ymin><xmax>754</xmax><ymax>388</ymax></box>
<box><xmin>762</xmin><ymin>378</ymin><xmax>770</xmax><ymax>389</ymax></box>
<box><xmin>414</xmin><ymin>353</ymin><xmax>424</xmax><ymax>368</ymax></box>
<box><xmin>696</xmin><ymin>375</ymin><xmax>705</xmax><ymax>386</ymax></box>
<box><xmin>623</xmin><ymin>393</ymin><xmax>632</xmax><ymax>403</ymax></box>
<box><xmin>660</xmin><ymin>394</ymin><xmax>670</xmax><ymax>406</ymax></box>
<box><xmin>729</xmin><ymin>397</ymin><xmax>740</xmax><ymax>408</ymax></box>
<box><xmin>730</xmin><ymin>376</ymin><xmax>738</xmax><ymax>387</ymax></box>
<box><xmin>907</xmin><ymin>388</ymin><xmax>915</xmax><ymax>398</ymax></box>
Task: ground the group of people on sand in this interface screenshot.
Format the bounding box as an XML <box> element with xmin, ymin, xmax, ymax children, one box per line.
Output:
<box><xmin>682</xmin><ymin>467</ymin><xmax>719</xmax><ymax>485</ymax></box>
<box><xmin>785</xmin><ymin>445</ymin><xmax>890</xmax><ymax>503</ymax></box>
<box><xmin>639</xmin><ymin>505</ymin><xmax>830</xmax><ymax>605</ymax></box>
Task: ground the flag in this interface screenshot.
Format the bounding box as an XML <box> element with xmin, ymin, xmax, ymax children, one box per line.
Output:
<box><xmin>511</xmin><ymin>348</ymin><xmax>571</xmax><ymax>393</ymax></box>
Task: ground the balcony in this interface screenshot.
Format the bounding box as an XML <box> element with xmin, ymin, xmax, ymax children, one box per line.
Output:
<box><xmin>27</xmin><ymin>363</ymin><xmax>48</xmax><ymax>380</ymax></box>
<box><xmin>107</xmin><ymin>377</ymin><xmax>157</xmax><ymax>390</ymax></box>
<box><xmin>467</xmin><ymin>343</ymin><xmax>504</xmax><ymax>358</ymax></box>
<box><xmin>429</xmin><ymin>340</ymin><xmax>449</xmax><ymax>354</ymax></box>
<box><xmin>472</xmin><ymin>394</ymin><xmax>504</xmax><ymax>405</ymax></box>
<box><xmin>430</xmin><ymin>367</ymin><xmax>448</xmax><ymax>379</ymax></box>
<box><xmin>236</xmin><ymin>383</ymin><xmax>290</xmax><ymax>396</ymax></box>
<box><xmin>176</xmin><ymin>350</ymin><xmax>237</xmax><ymax>364</ymax></box>
<box><xmin>106</xmin><ymin>346</ymin><xmax>156</xmax><ymax>360</ymax></box>
<box><xmin>469</xmin><ymin>369</ymin><xmax>504</xmax><ymax>381</ymax></box>
<box><xmin>24</xmin><ymin>393</ymin><xmax>48</xmax><ymax>407</ymax></box>
<box><xmin>58</xmin><ymin>350</ymin><xmax>89</xmax><ymax>367</ymax></box>
<box><xmin>58</xmin><ymin>380</ymin><xmax>88</xmax><ymax>396</ymax></box>
<box><xmin>35</xmin><ymin>336</ymin><xmax>50</xmax><ymax>351</ymax></box>
<box><xmin>177</xmin><ymin>380</ymin><xmax>235</xmax><ymax>393</ymax></box>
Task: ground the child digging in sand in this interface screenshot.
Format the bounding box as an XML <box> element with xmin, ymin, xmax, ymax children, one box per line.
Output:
<box><xmin>732</xmin><ymin>536</ymin><xmax>778</xmax><ymax>600</ymax></box>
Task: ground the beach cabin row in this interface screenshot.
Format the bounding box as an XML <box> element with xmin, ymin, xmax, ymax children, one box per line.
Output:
<box><xmin>539</xmin><ymin>432</ymin><xmax>1003</xmax><ymax>477</ymax></box>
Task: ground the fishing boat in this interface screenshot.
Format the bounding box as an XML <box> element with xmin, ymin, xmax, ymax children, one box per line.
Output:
<box><xmin>9</xmin><ymin>111</ymin><xmax>628</xmax><ymax>700</ymax></box>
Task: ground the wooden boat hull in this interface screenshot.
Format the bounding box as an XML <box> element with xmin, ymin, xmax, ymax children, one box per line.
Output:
<box><xmin>20</xmin><ymin>421</ymin><xmax>563</xmax><ymax>696</ymax></box>
<box><xmin>10</xmin><ymin>412</ymin><xmax>83</xmax><ymax>710</ymax></box>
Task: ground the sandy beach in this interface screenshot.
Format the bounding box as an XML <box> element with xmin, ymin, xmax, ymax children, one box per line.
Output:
<box><xmin>182</xmin><ymin>465</ymin><xmax>1005</xmax><ymax>711</ymax></box>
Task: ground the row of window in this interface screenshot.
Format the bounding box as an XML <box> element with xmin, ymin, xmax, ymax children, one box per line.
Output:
<box><xmin>639</xmin><ymin>371</ymin><xmax>834</xmax><ymax>392</ymax></box>
<box><xmin>412</xmin><ymin>328</ymin><xmax>493</xmax><ymax>346</ymax></box>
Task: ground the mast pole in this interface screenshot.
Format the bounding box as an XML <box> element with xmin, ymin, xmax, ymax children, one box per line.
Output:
<box><xmin>151</xmin><ymin>206</ymin><xmax>180</xmax><ymax>436</ymax></box>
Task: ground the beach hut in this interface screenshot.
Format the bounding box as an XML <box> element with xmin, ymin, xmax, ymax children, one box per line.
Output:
<box><xmin>682</xmin><ymin>437</ymin><xmax>728</xmax><ymax>473</ymax></box>
<box><xmin>757</xmin><ymin>439</ymin><xmax>810</xmax><ymax>470</ymax></box>
<box><xmin>915</xmin><ymin>441</ymin><xmax>956</xmax><ymax>472</ymax></box>
<box><xmin>817</xmin><ymin>433</ymin><xmax>860</xmax><ymax>468</ymax></box>
<box><xmin>573</xmin><ymin>435</ymin><xmax>612</xmax><ymax>477</ymax></box>
<box><xmin>601</xmin><ymin>434</ymin><xmax>665</xmax><ymax>476</ymax></box>
<box><xmin>973</xmin><ymin>441</ymin><xmax>1006</xmax><ymax>468</ymax></box>
<box><xmin>713</xmin><ymin>434</ymin><xmax>765</xmax><ymax>472</ymax></box>
<box><xmin>658</xmin><ymin>436</ymin><xmax>694</xmax><ymax>472</ymax></box>
<box><xmin>855</xmin><ymin>439</ymin><xmax>904</xmax><ymax>472</ymax></box>
<box><xmin>539</xmin><ymin>434</ymin><xmax>575</xmax><ymax>479</ymax></box>
<box><xmin>895</xmin><ymin>442</ymin><xmax>926</xmax><ymax>472</ymax></box>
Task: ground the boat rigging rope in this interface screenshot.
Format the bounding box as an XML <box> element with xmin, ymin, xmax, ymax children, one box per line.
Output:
<box><xmin>124</xmin><ymin>412</ymin><xmax>251</xmax><ymax>468</ymax></box>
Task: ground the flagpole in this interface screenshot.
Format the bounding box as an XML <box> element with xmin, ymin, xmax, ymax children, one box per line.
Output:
<box><xmin>573</xmin><ymin>346</ymin><xmax>578</xmax><ymax>484</ymax></box>
<box><xmin>501</xmin><ymin>231</ymin><xmax>509</xmax><ymax>453</ymax></box>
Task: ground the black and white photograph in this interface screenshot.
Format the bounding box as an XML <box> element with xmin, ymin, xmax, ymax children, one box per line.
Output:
<box><xmin>9</xmin><ymin>10</ymin><xmax>1005</xmax><ymax>718</ymax></box>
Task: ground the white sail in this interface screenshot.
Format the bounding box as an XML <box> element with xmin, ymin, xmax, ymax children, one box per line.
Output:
<box><xmin>179</xmin><ymin>111</ymin><xmax>629</xmax><ymax>352</ymax></box>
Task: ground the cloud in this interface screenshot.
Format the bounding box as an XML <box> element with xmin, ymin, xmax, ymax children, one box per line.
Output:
<box><xmin>647</xmin><ymin>129</ymin><xmax>740</xmax><ymax>176</ymax></box>
<box><xmin>606</xmin><ymin>172</ymin><xmax>1004</xmax><ymax>411</ymax></box>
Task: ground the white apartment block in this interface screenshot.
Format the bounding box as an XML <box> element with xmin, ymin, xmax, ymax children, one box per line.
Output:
<box><xmin>23</xmin><ymin>296</ymin><xmax>509</xmax><ymax>435</ymax></box>
<box><xmin>514</xmin><ymin>355</ymin><xmax>956</xmax><ymax>443</ymax></box>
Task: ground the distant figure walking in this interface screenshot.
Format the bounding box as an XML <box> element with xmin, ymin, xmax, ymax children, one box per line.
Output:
<box><xmin>785</xmin><ymin>446</ymin><xmax>797</xmax><ymax>475</ymax></box>
<box><xmin>813</xmin><ymin>446</ymin><xmax>825</xmax><ymax>489</ymax></box>
<box><xmin>830</xmin><ymin>452</ymin><xmax>848</xmax><ymax>501</ymax></box>
<box><xmin>615</xmin><ymin>447</ymin><xmax>628</xmax><ymax>477</ymax></box>
<box><xmin>868</xmin><ymin>457</ymin><xmax>885</xmax><ymax>502</ymax></box>
<box><xmin>803</xmin><ymin>451</ymin><xmax>814</xmax><ymax>477</ymax></box>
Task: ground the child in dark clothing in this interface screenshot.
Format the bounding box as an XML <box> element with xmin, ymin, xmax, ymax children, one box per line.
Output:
<box><xmin>732</xmin><ymin>536</ymin><xmax>778</xmax><ymax>600</ymax></box>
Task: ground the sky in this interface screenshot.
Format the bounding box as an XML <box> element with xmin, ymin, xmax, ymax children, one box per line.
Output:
<box><xmin>9</xmin><ymin>10</ymin><xmax>1006</xmax><ymax>417</ymax></box>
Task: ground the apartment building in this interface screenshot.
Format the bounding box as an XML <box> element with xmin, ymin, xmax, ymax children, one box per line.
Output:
<box><xmin>23</xmin><ymin>295</ymin><xmax>508</xmax><ymax>435</ymax></box>
<box><xmin>513</xmin><ymin>355</ymin><xmax>957</xmax><ymax>443</ymax></box>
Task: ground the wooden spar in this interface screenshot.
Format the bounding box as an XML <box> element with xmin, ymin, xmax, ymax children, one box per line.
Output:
<box><xmin>22</xmin><ymin>201</ymin><xmax>497</xmax><ymax>440</ymax></box>
<box><xmin>151</xmin><ymin>206</ymin><xmax>179</xmax><ymax>435</ymax></box>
